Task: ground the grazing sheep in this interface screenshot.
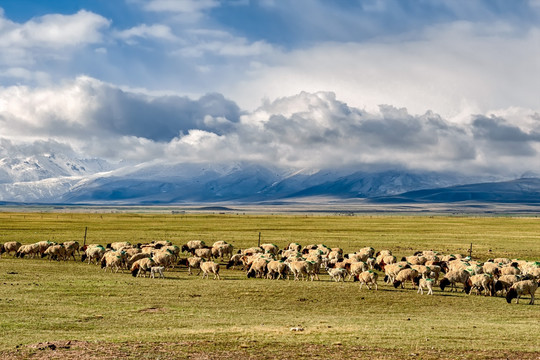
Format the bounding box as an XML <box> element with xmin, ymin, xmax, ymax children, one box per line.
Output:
<box><xmin>440</xmin><ymin>269</ymin><xmax>471</xmax><ymax>292</ymax></box>
<box><xmin>260</xmin><ymin>243</ymin><xmax>279</xmax><ymax>256</ymax></box>
<box><xmin>226</xmin><ymin>253</ymin><xmax>243</xmax><ymax>270</ymax></box>
<box><xmin>347</xmin><ymin>261</ymin><xmax>368</xmax><ymax>281</ymax></box>
<box><xmin>506</xmin><ymin>280</ymin><xmax>539</xmax><ymax>304</ymax></box>
<box><xmin>482</xmin><ymin>262</ymin><xmax>501</xmax><ymax>278</ymax></box>
<box><xmin>288</xmin><ymin>261</ymin><xmax>312</xmax><ymax>281</ymax></box>
<box><xmin>465</xmin><ymin>274</ymin><xmax>495</xmax><ymax>296</ymax></box>
<box><xmin>266</xmin><ymin>260</ymin><xmax>289</xmax><ymax>280</ymax></box>
<box><xmin>357</xmin><ymin>270</ymin><xmax>378</xmax><ymax>290</ymax></box>
<box><xmin>130</xmin><ymin>258</ymin><xmax>155</xmax><ymax>277</ymax></box>
<box><xmin>178</xmin><ymin>257</ymin><xmax>203</xmax><ymax>275</ymax></box>
<box><xmin>152</xmin><ymin>240</ymin><xmax>172</xmax><ymax>247</ymax></box>
<box><xmin>101</xmin><ymin>251</ymin><xmax>125</xmax><ymax>273</ymax></box>
<box><xmin>326</xmin><ymin>266</ymin><xmax>348</xmax><ymax>282</ymax></box>
<box><xmin>42</xmin><ymin>244</ymin><xmax>67</xmax><ymax>261</ymax></box>
<box><xmin>242</xmin><ymin>247</ymin><xmax>264</xmax><ymax>256</ymax></box>
<box><xmin>247</xmin><ymin>258</ymin><xmax>270</xmax><ymax>279</ymax></box>
<box><xmin>181</xmin><ymin>240</ymin><xmax>206</xmax><ymax>255</ymax></box>
<box><xmin>494</xmin><ymin>275</ymin><xmax>521</xmax><ymax>295</ymax></box>
<box><xmin>16</xmin><ymin>243</ymin><xmax>40</xmax><ymax>259</ymax></box>
<box><xmin>152</xmin><ymin>250</ymin><xmax>176</xmax><ymax>269</ymax></box>
<box><xmin>383</xmin><ymin>263</ymin><xmax>409</xmax><ymax>284</ymax></box>
<box><xmin>0</xmin><ymin>241</ymin><xmax>22</xmax><ymax>257</ymax></box>
<box><xmin>212</xmin><ymin>243</ymin><xmax>234</xmax><ymax>261</ymax></box>
<box><xmin>81</xmin><ymin>245</ymin><xmax>106</xmax><ymax>264</ymax></box>
<box><xmin>200</xmin><ymin>261</ymin><xmax>221</xmax><ymax>280</ymax></box>
<box><xmin>194</xmin><ymin>247</ymin><xmax>212</xmax><ymax>261</ymax></box>
<box><xmin>416</xmin><ymin>278</ymin><xmax>435</xmax><ymax>295</ymax></box>
<box><xmin>36</xmin><ymin>241</ymin><xmax>55</xmax><ymax>255</ymax></box>
<box><xmin>393</xmin><ymin>268</ymin><xmax>419</xmax><ymax>289</ymax></box>
<box><xmin>106</xmin><ymin>242</ymin><xmax>131</xmax><ymax>251</ymax></box>
<box><xmin>402</xmin><ymin>255</ymin><xmax>427</xmax><ymax>265</ymax></box>
<box><xmin>150</xmin><ymin>266</ymin><xmax>165</xmax><ymax>279</ymax></box>
<box><xmin>63</xmin><ymin>241</ymin><xmax>80</xmax><ymax>261</ymax></box>
<box><xmin>500</xmin><ymin>264</ymin><xmax>521</xmax><ymax>276</ymax></box>
<box><xmin>285</xmin><ymin>243</ymin><xmax>302</xmax><ymax>252</ymax></box>
<box><xmin>374</xmin><ymin>255</ymin><xmax>397</xmax><ymax>271</ymax></box>
<box><xmin>127</xmin><ymin>253</ymin><xmax>151</xmax><ymax>267</ymax></box>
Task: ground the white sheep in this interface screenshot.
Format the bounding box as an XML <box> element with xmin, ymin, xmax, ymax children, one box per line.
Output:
<box><xmin>393</xmin><ymin>268</ymin><xmax>419</xmax><ymax>289</ymax></box>
<box><xmin>266</xmin><ymin>260</ymin><xmax>289</xmax><ymax>280</ymax></box>
<box><xmin>0</xmin><ymin>241</ymin><xmax>22</xmax><ymax>257</ymax></box>
<box><xmin>130</xmin><ymin>258</ymin><xmax>156</xmax><ymax>277</ymax></box>
<box><xmin>194</xmin><ymin>247</ymin><xmax>212</xmax><ymax>261</ymax></box>
<box><xmin>200</xmin><ymin>261</ymin><xmax>221</xmax><ymax>280</ymax></box>
<box><xmin>506</xmin><ymin>280</ymin><xmax>539</xmax><ymax>304</ymax></box>
<box><xmin>417</xmin><ymin>278</ymin><xmax>434</xmax><ymax>295</ymax></box>
<box><xmin>150</xmin><ymin>266</ymin><xmax>165</xmax><ymax>279</ymax></box>
<box><xmin>326</xmin><ymin>266</ymin><xmax>348</xmax><ymax>282</ymax></box>
<box><xmin>439</xmin><ymin>269</ymin><xmax>471</xmax><ymax>292</ymax></box>
<box><xmin>465</xmin><ymin>274</ymin><xmax>495</xmax><ymax>296</ymax></box>
<box><xmin>357</xmin><ymin>270</ymin><xmax>378</xmax><ymax>290</ymax></box>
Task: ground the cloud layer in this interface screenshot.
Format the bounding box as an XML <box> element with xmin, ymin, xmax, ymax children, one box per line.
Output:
<box><xmin>1</xmin><ymin>77</ymin><xmax>540</xmax><ymax>178</ymax></box>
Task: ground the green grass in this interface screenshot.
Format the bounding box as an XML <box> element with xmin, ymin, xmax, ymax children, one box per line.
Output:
<box><xmin>0</xmin><ymin>212</ymin><xmax>539</xmax><ymax>359</ymax></box>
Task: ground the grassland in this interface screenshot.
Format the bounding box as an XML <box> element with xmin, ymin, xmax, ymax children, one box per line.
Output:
<box><xmin>0</xmin><ymin>212</ymin><xmax>539</xmax><ymax>359</ymax></box>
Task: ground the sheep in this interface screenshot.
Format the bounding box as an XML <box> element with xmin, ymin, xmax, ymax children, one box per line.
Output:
<box><xmin>16</xmin><ymin>243</ymin><xmax>40</xmax><ymax>259</ymax></box>
<box><xmin>242</xmin><ymin>247</ymin><xmax>264</xmax><ymax>256</ymax></box>
<box><xmin>481</xmin><ymin>262</ymin><xmax>501</xmax><ymax>278</ymax></box>
<box><xmin>465</xmin><ymin>274</ymin><xmax>495</xmax><ymax>296</ymax></box>
<box><xmin>127</xmin><ymin>253</ymin><xmax>150</xmax><ymax>267</ymax></box>
<box><xmin>152</xmin><ymin>250</ymin><xmax>176</xmax><ymax>269</ymax></box>
<box><xmin>374</xmin><ymin>254</ymin><xmax>397</xmax><ymax>271</ymax></box>
<box><xmin>494</xmin><ymin>274</ymin><xmax>521</xmax><ymax>295</ymax></box>
<box><xmin>416</xmin><ymin>278</ymin><xmax>435</xmax><ymax>295</ymax></box>
<box><xmin>200</xmin><ymin>261</ymin><xmax>221</xmax><ymax>280</ymax></box>
<box><xmin>194</xmin><ymin>247</ymin><xmax>212</xmax><ymax>261</ymax></box>
<box><xmin>101</xmin><ymin>251</ymin><xmax>125</xmax><ymax>273</ymax></box>
<box><xmin>212</xmin><ymin>243</ymin><xmax>234</xmax><ymax>261</ymax></box>
<box><xmin>401</xmin><ymin>255</ymin><xmax>427</xmax><ymax>265</ymax></box>
<box><xmin>42</xmin><ymin>244</ymin><xmax>67</xmax><ymax>261</ymax></box>
<box><xmin>81</xmin><ymin>245</ymin><xmax>106</xmax><ymax>264</ymax></box>
<box><xmin>326</xmin><ymin>266</ymin><xmax>348</xmax><ymax>282</ymax></box>
<box><xmin>383</xmin><ymin>263</ymin><xmax>409</xmax><ymax>284</ymax></box>
<box><xmin>36</xmin><ymin>241</ymin><xmax>55</xmax><ymax>255</ymax></box>
<box><xmin>358</xmin><ymin>246</ymin><xmax>375</xmax><ymax>259</ymax></box>
<box><xmin>150</xmin><ymin>266</ymin><xmax>165</xmax><ymax>279</ymax></box>
<box><xmin>500</xmin><ymin>264</ymin><xmax>521</xmax><ymax>276</ymax></box>
<box><xmin>288</xmin><ymin>261</ymin><xmax>312</xmax><ymax>281</ymax></box>
<box><xmin>357</xmin><ymin>270</ymin><xmax>378</xmax><ymax>290</ymax></box>
<box><xmin>393</xmin><ymin>268</ymin><xmax>419</xmax><ymax>289</ymax></box>
<box><xmin>106</xmin><ymin>241</ymin><xmax>131</xmax><ymax>251</ymax></box>
<box><xmin>347</xmin><ymin>261</ymin><xmax>368</xmax><ymax>281</ymax></box>
<box><xmin>439</xmin><ymin>269</ymin><xmax>471</xmax><ymax>292</ymax></box>
<box><xmin>247</xmin><ymin>258</ymin><xmax>269</xmax><ymax>279</ymax></box>
<box><xmin>130</xmin><ymin>258</ymin><xmax>156</xmax><ymax>277</ymax></box>
<box><xmin>506</xmin><ymin>280</ymin><xmax>539</xmax><ymax>304</ymax></box>
<box><xmin>226</xmin><ymin>253</ymin><xmax>243</xmax><ymax>270</ymax></box>
<box><xmin>178</xmin><ymin>257</ymin><xmax>203</xmax><ymax>275</ymax></box>
<box><xmin>260</xmin><ymin>243</ymin><xmax>279</xmax><ymax>256</ymax></box>
<box><xmin>152</xmin><ymin>240</ymin><xmax>172</xmax><ymax>247</ymax></box>
<box><xmin>181</xmin><ymin>240</ymin><xmax>206</xmax><ymax>255</ymax></box>
<box><xmin>266</xmin><ymin>260</ymin><xmax>289</xmax><ymax>280</ymax></box>
<box><xmin>63</xmin><ymin>241</ymin><xmax>80</xmax><ymax>261</ymax></box>
<box><xmin>0</xmin><ymin>241</ymin><xmax>21</xmax><ymax>256</ymax></box>
<box><xmin>285</xmin><ymin>243</ymin><xmax>302</xmax><ymax>252</ymax></box>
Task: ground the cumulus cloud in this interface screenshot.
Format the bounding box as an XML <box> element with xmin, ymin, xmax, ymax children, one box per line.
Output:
<box><xmin>2</xmin><ymin>79</ymin><xmax>540</xmax><ymax>178</ymax></box>
<box><xmin>114</xmin><ymin>24</ymin><xmax>177</xmax><ymax>43</ymax></box>
<box><xmin>0</xmin><ymin>10</ymin><xmax>110</xmax><ymax>65</ymax></box>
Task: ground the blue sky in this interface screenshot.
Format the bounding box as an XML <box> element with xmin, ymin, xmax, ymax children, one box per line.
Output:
<box><xmin>1</xmin><ymin>0</ymin><xmax>540</xmax><ymax>177</ymax></box>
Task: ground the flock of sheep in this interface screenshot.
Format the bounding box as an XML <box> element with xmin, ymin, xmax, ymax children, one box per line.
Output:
<box><xmin>1</xmin><ymin>239</ymin><xmax>539</xmax><ymax>304</ymax></box>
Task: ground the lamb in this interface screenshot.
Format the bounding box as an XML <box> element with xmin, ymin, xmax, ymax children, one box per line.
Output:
<box><xmin>416</xmin><ymin>278</ymin><xmax>435</xmax><ymax>295</ymax></box>
<box><xmin>393</xmin><ymin>268</ymin><xmax>419</xmax><ymax>289</ymax></box>
<box><xmin>130</xmin><ymin>257</ymin><xmax>156</xmax><ymax>277</ymax></box>
<box><xmin>0</xmin><ymin>241</ymin><xmax>21</xmax><ymax>256</ymax></box>
<box><xmin>326</xmin><ymin>267</ymin><xmax>348</xmax><ymax>282</ymax></box>
<box><xmin>200</xmin><ymin>261</ymin><xmax>221</xmax><ymax>280</ymax></box>
<box><xmin>439</xmin><ymin>269</ymin><xmax>471</xmax><ymax>292</ymax></box>
<box><xmin>150</xmin><ymin>266</ymin><xmax>165</xmax><ymax>279</ymax></box>
<box><xmin>506</xmin><ymin>280</ymin><xmax>539</xmax><ymax>304</ymax></box>
<box><xmin>357</xmin><ymin>270</ymin><xmax>378</xmax><ymax>290</ymax></box>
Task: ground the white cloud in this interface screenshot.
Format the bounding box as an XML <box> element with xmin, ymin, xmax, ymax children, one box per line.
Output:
<box><xmin>0</xmin><ymin>10</ymin><xmax>110</xmax><ymax>65</ymax></box>
<box><xmin>114</xmin><ymin>24</ymin><xmax>177</xmax><ymax>43</ymax></box>
<box><xmin>143</xmin><ymin>0</ymin><xmax>220</xmax><ymax>13</ymax></box>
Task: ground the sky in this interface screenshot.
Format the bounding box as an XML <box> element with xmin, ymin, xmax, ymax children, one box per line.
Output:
<box><xmin>1</xmin><ymin>0</ymin><xmax>540</xmax><ymax>178</ymax></box>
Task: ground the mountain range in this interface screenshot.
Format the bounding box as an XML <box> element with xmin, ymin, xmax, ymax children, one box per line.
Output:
<box><xmin>1</xmin><ymin>152</ymin><xmax>539</xmax><ymax>205</ymax></box>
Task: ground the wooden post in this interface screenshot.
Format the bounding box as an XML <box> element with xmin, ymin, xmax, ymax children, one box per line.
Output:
<box><xmin>83</xmin><ymin>227</ymin><xmax>88</xmax><ymax>247</ymax></box>
<box><xmin>468</xmin><ymin>243</ymin><xmax>473</xmax><ymax>258</ymax></box>
<box><xmin>258</xmin><ymin>232</ymin><xmax>261</xmax><ymax>248</ymax></box>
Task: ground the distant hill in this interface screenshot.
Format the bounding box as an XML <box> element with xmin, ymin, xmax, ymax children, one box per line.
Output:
<box><xmin>369</xmin><ymin>178</ymin><xmax>540</xmax><ymax>203</ymax></box>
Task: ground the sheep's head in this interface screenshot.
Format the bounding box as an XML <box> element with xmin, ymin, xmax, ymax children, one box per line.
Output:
<box><xmin>439</xmin><ymin>278</ymin><xmax>450</xmax><ymax>291</ymax></box>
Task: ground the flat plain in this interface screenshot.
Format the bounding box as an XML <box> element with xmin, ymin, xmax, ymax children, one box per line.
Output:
<box><xmin>0</xmin><ymin>211</ymin><xmax>539</xmax><ymax>359</ymax></box>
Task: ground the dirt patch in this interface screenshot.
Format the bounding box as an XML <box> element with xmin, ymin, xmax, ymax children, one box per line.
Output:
<box><xmin>1</xmin><ymin>341</ymin><xmax>539</xmax><ymax>360</ymax></box>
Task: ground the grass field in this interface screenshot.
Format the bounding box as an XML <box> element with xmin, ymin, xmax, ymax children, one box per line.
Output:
<box><xmin>0</xmin><ymin>212</ymin><xmax>539</xmax><ymax>359</ymax></box>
